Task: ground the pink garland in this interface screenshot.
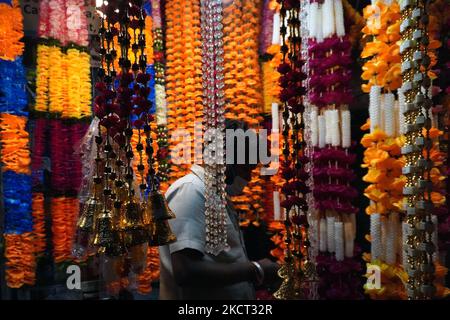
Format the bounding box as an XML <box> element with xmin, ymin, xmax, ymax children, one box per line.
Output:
<box><xmin>39</xmin><ymin>0</ymin><xmax>88</xmax><ymax>47</ymax></box>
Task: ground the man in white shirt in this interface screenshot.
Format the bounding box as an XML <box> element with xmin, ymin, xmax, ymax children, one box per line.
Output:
<box><xmin>159</xmin><ymin>120</ymin><xmax>279</xmax><ymax>300</ymax></box>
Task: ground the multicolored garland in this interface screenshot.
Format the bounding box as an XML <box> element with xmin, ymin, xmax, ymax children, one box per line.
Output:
<box><xmin>0</xmin><ymin>0</ymin><xmax>35</xmax><ymax>288</ymax></box>
<box><xmin>34</xmin><ymin>0</ymin><xmax>92</xmax><ymax>267</ymax></box>
<box><xmin>306</xmin><ymin>0</ymin><xmax>362</xmax><ymax>300</ymax></box>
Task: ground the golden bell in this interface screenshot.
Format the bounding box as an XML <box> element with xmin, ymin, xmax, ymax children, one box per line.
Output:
<box><xmin>122</xmin><ymin>201</ymin><xmax>147</xmax><ymax>247</ymax></box>
<box><xmin>121</xmin><ymin>200</ymin><xmax>145</xmax><ymax>229</ymax></box>
<box><xmin>149</xmin><ymin>219</ymin><xmax>177</xmax><ymax>246</ymax></box>
<box><xmin>150</xmin><ymin>192</ymin><xmax>176</xmax><ymax>221</ymax></box>
<box><xmin>92</xmin><ymin>210</ymin><xmax>114</xmax><ymax>249</ymax></box>
<box><xmin>77</xmin><ymin>196</ymin><xmax>98</xmax><ymax>232</ymax></box>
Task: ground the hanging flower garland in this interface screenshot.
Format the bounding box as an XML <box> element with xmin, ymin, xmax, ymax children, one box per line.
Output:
<box><xmin>0</xmin><ymin>0</ymin><xmax>23</xmax><ymax>61</ymax></box>
<box><xmin>33</xmin><ymin>45</ymin><xmax>92</xmax><ymax>119</ymax></box>
<box><xmin>33</xmin><ymin>0</ymin><xmax>92</xmax><ymax>268</ymax></box>
<box><xmin>306</xmin><ymin>0</ymin><xmax>362</xmax><ymax>300</ymax></box>
<box><xmin>222</xmin><ymin>0</ymin><xmax>265</xmax><ymax>225</ymax></box>
<box><xmin>359</xmin><ymin>0</ymin><xmax>407</xmax><ymax>300</ymax></box>
<box><xmin>165</xmin><ymin>0</ymin><xmax>203</xmax><ymax>184</ymax></box>
<box><xmin>0</xmin><ymin>1</ymin><xmax>34</xmax><ymax>288</ymax></box>
<box><xmin>274</xmin><ymin>0</ymin><xmax>314</xmax><ymax>300</ymax></box>
<box><xmin>151</xmin><ymin>0</ymin><xmax>170</xmax><ymax>192</ymax></box>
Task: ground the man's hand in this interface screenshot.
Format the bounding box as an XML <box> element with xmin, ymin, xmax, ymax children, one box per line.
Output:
<box><xmin>256</xmin><ymin>258</ymin><xmax>280</xmax><ymax>285</ymax></box>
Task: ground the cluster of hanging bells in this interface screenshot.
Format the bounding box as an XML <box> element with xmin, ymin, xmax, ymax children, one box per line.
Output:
<box><xmin>76</xmin><ymin>187</ymin><xmax>176</xmax><ymax>261</ymax></box>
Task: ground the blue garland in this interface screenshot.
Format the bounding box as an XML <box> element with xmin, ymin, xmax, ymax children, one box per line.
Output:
<box><xmin>0</xmin><ymin>57</ymin><xmax>28</xmax><ymax>116</ymax></box>
<box><xmin>2</xmin><ymin>171</ymin><xmax>33</xmax><ymax>234</ymax></box>
<box><xmin>146</xmin><ymin>64</ymin><xmax>156</xmax><ymax>114</ymax></box>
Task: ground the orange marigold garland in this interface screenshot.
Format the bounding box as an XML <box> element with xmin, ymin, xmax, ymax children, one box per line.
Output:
<box><xmin>222</xmin><ymin>0</ymin><xmax>265</xmax><ymax>224</ymax></box>
<box><xmin>0</xmin><ymin>0</ymin><xmax>24</xmax><ymax>61</ymax></box>
<box><xmin>165</xmin><ymin>0</ymin><xmax>203</xmax><ymax>183</ymax></box>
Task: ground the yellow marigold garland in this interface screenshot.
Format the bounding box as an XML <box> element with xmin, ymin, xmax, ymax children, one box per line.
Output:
<box><xmin>34</xmin><ymin>45</ymin><xmax>91</xmax><ymax>118</ymax></box>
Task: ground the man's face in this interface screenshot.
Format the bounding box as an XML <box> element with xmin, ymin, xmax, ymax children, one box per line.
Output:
<box><xmin>225</xmin><ymin>163</ymin><xmax>255</xmax><ymax>185</ymax></box>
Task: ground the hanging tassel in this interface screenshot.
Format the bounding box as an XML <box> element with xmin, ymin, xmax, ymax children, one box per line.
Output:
<box><xmin>369</xmin><ymin>85</ymin><xmax>381</xmax><ymax>133</ymax></box>
<box><xmin>318</xmin><ymin>114</ymin><xmax>326</xmax><ymax>148</ymax></box>
<box><xmin>316</xmin><ymin>3</ymin><xmax>324</xmax><ymax>43</ymax></box>
<box><xmin>330</xmin><ymin>109</ymin><xmax>341</xmax><ymax>147</ymax></box>
<box><xmin>324</xmin><ymin>110</ymin><xmax>333</xmax><ymax>145</ymax></box>
<box><xmin>311</xmin><ymin>106</ymin><xmax>319</xmax><ymax>147</ymax></box>
<box><xmin>322</xmin><ymin>0</ymin><xmax>336</xmax><ymax>39</ymax></box>
<box><xmin>398</xmin><ymin>85</ymin><xmax>406</xmax><ymax>135</ymax></box>
<box><xmin>326</xmin><ymin>215</ymin><xmax>335</xmax><ymax>253</ymax></box>
<box><xmin>385</xmin><ymin>212</ymin><xmax>398</xmax><ymax>265</ymax></box>
<box><xmin>319</xmin><ymin>217</ymin><xmax>327</xmax><ymax>252</ymax></box>
<box><xmin>334</xmin><ymin>0</ymin><xmax>345</xmax><ymax>37</ymax></box>
<box><xmin>370</xmin><ymin>212</ymin><xmax>382</xmax><ymax>262</ymax></box>
<box><xmin>334</xmin><ymin>221</ymin><xmax>345</xmax><ymax>261</ymax></box>
<box><xmin>383</xmin><ymin>93</ymin><xmax>395</xmax><ymax>137</ymax></box>
<box><xmin>341</xmin><ymin>108</ymin><xmax>351</xmax><ymax>148</ymax></box>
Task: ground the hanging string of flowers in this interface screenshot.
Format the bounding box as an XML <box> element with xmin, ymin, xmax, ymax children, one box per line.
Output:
<box><xmin>361</xmin><ymin>0</ymin><xmax>448</xmax><ymax>299</ymax></box>
<box><xmin>222</xmin><ymin>0</ymin><xmax>265</xmax><ymax>225</ymax></box>
<box><xmin>274</xmin><ymin>0</ymin><xmax>314</xmax><ymax>300</ymax></box>
<box><xmin>151</xmin><ymin>0</ymin><xmax>170</xmax><ymax>192</ymax></box>
<box><xmin>306</xmin><ymin>0</ymin><xmax>362</xmax><ymax>300</ymax></box>
<box><xmin>33</xmin><ymin>0</ymin><xmax>92</xmax><ymax>268</ymax></box>
<box><xmin>359</xmin><ymin>0</ymin><xmax>405</xmax><ymax>300</ymax></box>
<box><xmin>0</xmin><ymin>0</ymin><xmax>24</xmax><ymax>61</ymax></box>
<box><xmin>0</xmin><ymin>0</ymin><xmax>35</xmax><ymax>288</ymax></box>
<box><xmin>165</xmin><ymin>0</ymin><xmax>203</xmax><ymax>184</ymax></box>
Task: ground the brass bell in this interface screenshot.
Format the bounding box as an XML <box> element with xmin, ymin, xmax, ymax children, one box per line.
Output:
<box><xmin>92</xmin><ymin>210</ymin><xmax>114</xmax><ymax>250</ymax></box>
<box><xmin>122</xmin><ymin>201</ymin><xmax>147</xmax><ymax>247</ymax></box>
<box><xmin>150</xmin><ymin>192</ymin><xmax>176</xmax><ymax>221</ymax></box>
<box><xmin>77</xmin><ymin>196</ymin><xmax>98</xmax><ymax>232</ymax></box>
<box><xmin>149</xmin><ymin>219</ymin><xmax>177</xmax><ymax>246</ymax></box>
<box><xmin>121</xmin><ymin>201</ymin><xmax>145</xmax><ymax>229</ymax></box>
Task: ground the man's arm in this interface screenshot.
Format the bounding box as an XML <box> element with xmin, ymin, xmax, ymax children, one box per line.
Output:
<box><xmin>171</xmin><ymin>249</ymin><xmax>256</xmax><ymax>287</ymax></box>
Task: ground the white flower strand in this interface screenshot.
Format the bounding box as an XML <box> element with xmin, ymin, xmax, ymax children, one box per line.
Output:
<box><xmin>307</xmin><ymin>2</ymin><xmax>319</xmax><ymax>39</ymax></box>
<box><xmin>383</xmin><ymin>93</ymin><xmax>395</xmax><ymax>137</ymax></box>
<box><xmin>330</xmin><ymin>109</ymin><xmax>340</xmax><ymax>147</ymax></box>
<box><xmin>324</xmin><ymin>110</ymin><xmax>333</xmax><ymax>145</ymax></box>
<box><xmin>315</xmin><ymin>3</ymin><xmax>324</xmax><ymax>43</ymax></box>
<box><xmin>319</xmin><ymin>218</ymin><xmax>327</xmax><ymax>252</ymax></box>
<box><xmin>334</xmin><ymin>0</ymin><xmax>345</xmax><ymax>37</ymax></box>
<box><xmin>272</xmin><ymin>12</ymin><xmax>281</xmax><ymax>45</ymax></box>
<box><xmin>318</xmin><ymin>114</ymin><xmax>326</xmax><ymax>148</ymax></box>
<box><xmin>370</xmin><ymin>212</ymin><xmax>382</xmax><ymax>261</ymax></box>
<box><xmin>369</xmin><ymin>85</ymin><xmax>381</xmax><ymax>133</ymax></box>
<box><xmin>326</xmin><ymin>215</ymin><xmax>335</xmax><ymax>253</ymax></box>
<box><xmin>310</xmin><ymin>106</ymin><xmax>319</xmax><ymax>147</ymax></box>
<box><xmin>385</xmin><ymin>212</ymin><xmax>398</xmax><ymax>265</ymax></box>
<box><xmin>398</xmin><ymin>85</ymin><xmax>406</xmax><ymax>135</ymax></box>
<box><xmin>393</xmin><ymin>98</ymin><xmax>400</xmax><ymax>137</ymax></box>
<box><xmin>335</xmin><ymin>221</ymin><xmax>345</xmax><ymax>261</ymax></box>
<box><xmin>341</xmin><ymin>109</ymin><xmax>351</xmax><ymax>148</ymax></box>
<box><xmin>322</xmin><ymin>0</ymin><xmax>336</xmax><ymax>39</ymax></box>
